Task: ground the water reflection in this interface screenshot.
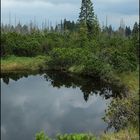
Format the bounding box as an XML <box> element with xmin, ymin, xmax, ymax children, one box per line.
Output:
<box><xmin>1</xmin><ymin>71</ymin><xmax>124</xmax><ymax>102</ymax></box>
<box><xmin>1</xmin><ymin>71</ymin><xmax>39</xmax><ymax>84</ymax></box>
<box><xmin>44</xmin><ymin>71</ymin><xmax>125</xmax><ymax>101</ymax></box>
<box><xmin>1</xmin><ymin>71</ymin><xmax>126</xmax><ymax>140</ymax></box>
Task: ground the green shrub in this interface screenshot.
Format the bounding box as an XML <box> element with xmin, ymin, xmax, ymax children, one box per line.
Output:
<box><xmin>35</xmin><ymin>132</ymin><xmax>96</xmax><ymax>140</ymax></box>
<box><xmin>36</xmin><ymin>131</ymin><xmax>50</xmax><ymax>140</ymax></box>
<box><xmin>103</xmin><ymin>92</ymin><xmax>139</xmax><ymax>131</ymax></box>
<box><xmin>47</xmin><ymin>48</ymin><xmax>86</xmax><ymax>69</ymax></box>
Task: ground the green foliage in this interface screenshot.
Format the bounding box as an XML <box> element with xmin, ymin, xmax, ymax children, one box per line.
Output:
<box><xmin>108</xmin><ymin>50</ymin><xmax>137</xmax><ymax>72</ymax></box>
<box><xmin>1</xmin><ymin>27</ymin><xmax>139</xmax><ymax>80</ymax></box>
<box><xmin>56</xmin><ymin>133</ymin><xmax>96</xmax><ymax>140</ymax></box>
<box><xmin>131</xmin><ymin>22</ymin><xmax>139</xmax><ymax>59</ymax></box>
<box><xmin>98</xmin><ymin>37</ymin><xmax>138</xmax><ymax>72</ymax></box>
<box><xmin>103</xmin><ymin>93</ymin><xmax>139</xmax><ymax>131</ymax></box>
<box><xmin>47</xmin><ymin>47</ymin><xmax>113</xmax><ymax>81</ymax></box>
<box><xmin>35</xmin><ymin>130</ymin><xmax>139</xmax><ymax>140</ymax></box>
<box><xmin>1</xmin><ymin>32</ymin><xmax>66</xmax><ymax>57</ymax></box>
<box><xmin>1</xmin><ymin>22</ymin><xmax>139</xmax><ymax>78</ymax></box>
<box><xmin>35</xmin><ymin>132</ymin><xmax>96</xmax><ymax>140</ymax></box>
<box><xmin>1</xmin><ymin>32</ymin><xmax>43</xmax><ymax>56</ymax></box>
<box><xmin>36</xmin><ymin>131</ymin><xmax>50</xmax><ymax>140</ymax></box>
<box><xmin>78</xmin><ymin>22</ymin><xmax>88</xmax><ymax>47</ymax></box>
<box><xmin>47</xmin><ymin>48</ymin><xmax>85</xmax><ymax>69</ymax></box>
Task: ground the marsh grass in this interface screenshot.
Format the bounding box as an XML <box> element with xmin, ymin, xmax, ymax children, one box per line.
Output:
<box><xmin>118</xmin><ymin>70</ymin><xmax>139</xmax><ymax>93</ymax></box>
<box><xmin>35</xmin><ymin>128</ymin><xmax>139</xmax><ymax>140</ymax></box>
<box><xmin>100</xmin><ymin>127</ymin><xmax>139</xmax><ymax>140</ymax></box>
<box><xmin>1</xmin><ymin>55</ymin><xmax>47</xmax><ymax>72</ymax></box>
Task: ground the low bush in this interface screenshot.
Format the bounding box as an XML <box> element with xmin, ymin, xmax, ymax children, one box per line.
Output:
<box><xmin>35</xmin><ymin>131</ymin><xmax>96</xmax><ymax>140</ymax></box>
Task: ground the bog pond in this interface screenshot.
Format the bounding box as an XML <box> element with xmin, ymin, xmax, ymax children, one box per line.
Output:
<box><xmin>1</xmin><ymin>71</ymin><xmax>124</xmax><ymax>140</ymax></box>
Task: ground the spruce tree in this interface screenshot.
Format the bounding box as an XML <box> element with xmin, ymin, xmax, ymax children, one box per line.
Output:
<box><xmin>79</xmin><ymin>0</ymin><xmax>99</xmax><ymax>38</ymax></box>
<box><xmin>125</xmin><ymin>26</ymin><xmax>131</xmax><ymax>37</ymax></box>
<box><xmin>132</xmin><ymin>22</ymin><xmax>139</xmax><ymax>58</ymax></box>
<box><xmin>79</xmin><ymin>21</ymin><xmax>88</xmax><ymax>47</ymax></box>
<box><xmin>132</xmin><ymin>22</ymin><xmax>139</xmax><ymax>38</ymax></box>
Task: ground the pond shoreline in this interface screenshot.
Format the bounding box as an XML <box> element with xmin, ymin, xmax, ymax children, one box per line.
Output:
<box><xmin>1</xmin><ymin>55</ymin><xmax>115</xmax><ymax>78</ymax></box>
<box><xmin>1</xmin><ymin>55</ymin><xmax>136</xmax><ymax>92</ymax></box>
<box><xmin>1</xmin><ymin>57</ymin><xmax>139</xmax><ymax>140</ymax></box>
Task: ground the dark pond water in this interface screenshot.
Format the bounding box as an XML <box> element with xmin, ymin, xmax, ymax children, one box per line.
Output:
<box><xmin>1</xmin><ymin>71</ymin><xmax>123</xmax><ymax>140</ymax></box>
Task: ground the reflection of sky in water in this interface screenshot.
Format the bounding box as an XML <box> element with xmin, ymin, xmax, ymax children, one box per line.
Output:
<box><xmin>1</xmin><ymin>75</ymin><xmax>110</xmax><ymax>140</ymax></box>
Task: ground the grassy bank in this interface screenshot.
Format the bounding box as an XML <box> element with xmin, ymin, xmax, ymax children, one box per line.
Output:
<box><xmin>1</xmin><ymin>55</ymin><xmax>47</xmax><ymax>72</ymax></box>
<box><xmin>100</xmin><ymin>127</ymin><xmax>139</xmax><ymax>140</ymax></box>
<box><xmin>118</xmin><ymin>70</ymin><xmax>139</xmax><ymax>93</ymax></box>
<box><xmin>35</xmin><ymin>127</ymin><xmax>139</xmax><ymax>140</ymax></box>
<box><xmin>0</xmin><ymin>55</ymin><xmax>133</xmax><ymax>87</ymax></box>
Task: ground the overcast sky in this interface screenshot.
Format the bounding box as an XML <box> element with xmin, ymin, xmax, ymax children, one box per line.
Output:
<box><xmin>1</xmin><ymin>0</ymin><xmax>139</xmax><ymax>29</ymax></box>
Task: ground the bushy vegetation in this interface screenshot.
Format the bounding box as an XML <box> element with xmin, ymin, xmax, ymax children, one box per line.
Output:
<box><xmin>1</xmin><ymin>22</ymin><xmax>139</xmax><ymax>76</ymax></box>
<box><xmin>45</xmin><ymin>33</ymin><xmax>138</xmax><ymax>81</ymax></box>
<box><xmin>1</xmin><ymin>0</ymin><xmax>139</xmax><ymax>75</ymax></box>
<box><xmin>1</xmin><ymin>0</ymin><xmax>139</xmax><ymax>138</ymax></box>
<box><xmin>36</xmin><ymin>131</ymin><xmax>96</xmax><ymax>140</ymax></box>
<box><xmin>1</xmin><ymin>32</ymin><xmax>66</xmax><ymax>57</ymax></box>
<box><xmin>35</xmin><ymin>129</ymin><xmax>139</xmax><ymax>140</ymax></box>
<box><xmin>103</xmin><ymin>94</ymin><xmax>139</xmax><ymax>131</ymax></box>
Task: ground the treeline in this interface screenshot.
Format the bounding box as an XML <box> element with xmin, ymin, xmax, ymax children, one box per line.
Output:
<box><xmin>1</xmin><ymin>21</ymin><xmax>139</xmax><ymax>55</ymax></box>
<box><xmin>1</xmin><ymin>19</ymin><xmax>138</xmax><ymax>37</ymax></box>
<box><xmin>1</xmin><ymin>19</ymin><xmax>78</xmax><ymax>34</ymax></box>
<box><xmin>1</xmin><ymin>22</ymin><xmax>139</xmax><ymax>76</ymax></box>
<box><xmin>1</xmin><ymin>0</ymin><xmax>139</xmax><ymax>79</ymax></box>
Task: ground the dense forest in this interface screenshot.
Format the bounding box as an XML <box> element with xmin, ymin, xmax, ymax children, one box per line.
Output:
<box><xmin>1</xmin><ymin>19</ymin><xmax>139</xmax><ymax>73</ymax></box>
<box><xmin>1</xmin><ymin>0</ymin><xmax>139</xmax><ymax>139</ymax></box>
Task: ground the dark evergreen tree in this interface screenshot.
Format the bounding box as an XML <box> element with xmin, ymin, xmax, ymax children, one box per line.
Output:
<box><xmin>108</xmin><ymin>25</ymin><xmax>113</xmax><ymax>36</ymax></box>
<box><xmin>22</xmin><ymin>25</ymin><xmax>29</xmax><ymax>34</ymax></box>
<box><xmin>118</xmin><ymin>26</ymin><xmax>125</xmax><ymax>37</ymax></box>
<box><xmin>15</xmin><ymin>22</ymin><xmax>22</xmax><ymax>33</ymax></box>
<box><xmin>64</xmin><ymin>18</ymin><xmax>67</xmax><ymax>31</ymax></box>
<box><xmin>132</xmin><ymin>22</ymin><xmax>139</xmax><ymax>59</ymax></box>
<box><xmin>79</xmin><ymin>0</ymin><xmax>94</xmax><ymax>25</ymax></box>
<box><xmin>10</xmin><ymin>25</ymin><xmax>15</xmax><ymax>32</ymax></box>
<box><xmin>60</xmin><ymin>20</ymin><xmax>63</xmax><ymax>32</ymax></box>
<box><xmin>132</xmin><ymin>22</ymin><xmax>139</xmax><ymax>37</ymax></box>
<box><xmin>79</xmin><ymin>0</ymin><xmax>99</xmax><ymax>38</ymax></box>
<box><xmin>125</xmin><ymin>26</ymin><xmax>131</xmax><ymax>37</ymax></box>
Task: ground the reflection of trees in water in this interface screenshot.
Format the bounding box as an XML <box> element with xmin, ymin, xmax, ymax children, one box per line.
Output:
<box><xmin>1</xmin><ymin>71</ymin><xmax>125</xmax><ymax>102</ymax></box>
<box><xmin>1</xmin><ymin>71</ymin><xmax>127</xmax><ymax>132</ymax></box>
<box><xmin>1</xmin><ymin>71</ymin><xmax>39</xmax><ymax>84</ymax></box>
<box><xmin>44</xmin><ymin>71</ymin><xmax>125</xmax><ymax>101</ymax></box>
<box><xmin>2</xmin><ymin>77</ymin><xmax>10</xmax><ymax>85</ymax></box>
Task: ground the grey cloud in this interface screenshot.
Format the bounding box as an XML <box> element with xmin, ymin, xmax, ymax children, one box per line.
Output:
<box><xmin>94</xmin><ymin>0</ymin><xmax>139</xmax><ymax>15</ymax></box>
<box><xmin>6</xmin><ymin>0</ymin><xmax>80</xmax><ymax>4</ymax></box>
<box><xmin>1</xmin><ymin>0</ymin><xmax>139</xmax><ymax>28</ymax></box>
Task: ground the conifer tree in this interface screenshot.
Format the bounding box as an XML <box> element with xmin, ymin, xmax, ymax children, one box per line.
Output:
<box><xmin>132</xmin><ymin>22</ymin><xmax>139</xmax><ymax>38</ymax></box>
<box><xmin>79</xmin><ymin>0</ymin><xmax>99</xmax><ymax>38</ymax></box>
<box><xmin>132</xmin><ymin>22</ymin><xmax>139</xmax><ymax>58</ymax></box>
<box><xmin>79</xmin><ymin>21</ymin><xmax>88</xmax><ymax>47</ymax></box>
<box><xmin>125</xmin><ymin>26</ymin><xmax>131</xmax><ymax>37</ymax></box>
